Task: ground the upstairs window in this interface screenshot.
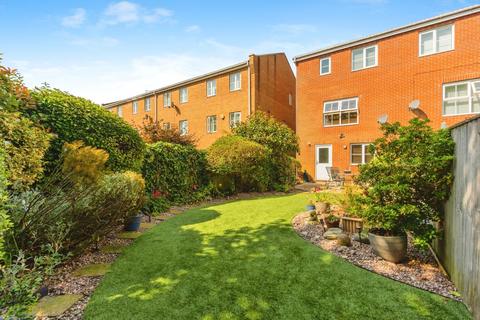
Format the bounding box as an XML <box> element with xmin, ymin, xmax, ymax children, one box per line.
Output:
<box><xmin>320</xmin><ymin>57</ymin><xmax>331</xmax><ymax>75</ymax></box>
<box><xmin>117</xmin><ymin>106</ymin><xmax>123</xmax><ymax>117</ymax></box>
<box><xmin>229</xmin><ymin>72</ymin><xmax>241</xmax><ymax>91</ymax></box>
<box><xmin>443</xmin><ymin>79</ymin><xmax>480</xmax><ymax>116</ymax></box>
<box><xmin>163</xmin><ymin>92</ymin><xmax>171</xmax><ymax>107</ymax></box>
<box><xmin>179</xmin><ymin>87</ymin><xmax>188</xmax><ymax>103</ymax></box>
<box><xmin>179</xmin><ymin>120</ymin><xmax>188</xmax><ymax>136</ymax></box>
<box><xmin>144</xmin><ymin>97</ymin><xmax>151</xmax><ymax>112</ymax></box>
<box><xmin>207</xmin><ymin>115</ymin><xmax>217</xmax><ymax>133</ymax></box>
<box><xmin>419</xmin><ymin>25</ymin><xmax>454</xmax><ymax>56</ymax></box>
<box><xmin>207</xmin><ymin>79</ymin><xmax>217</xmax><ymax>97</ymax></box>
<box><xmin>132</xmin><ymin>101</ymin><xmax>138</xmax><ymax>114</ymax></box>
<box><xmin>229</xmin><ymin>112</ymin><xmax>241</xmax><ymax>128</ymax></box>
<box><xmin>324</xmin><ymin>98</ymin><xmax>358</xmax><ymax>127</ymax></box>
<box><xmin>352</xmin><ymin>45</ymin><xmax>377</xmax><ymax>71</ymax></box>
<box><xmin>351</xmin><ymin>144</ymin><xmax>373</xmax><ymax>165</ymax></box>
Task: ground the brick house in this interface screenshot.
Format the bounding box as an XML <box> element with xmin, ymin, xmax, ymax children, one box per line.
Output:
<box><xmin>294</xmin><ymin>5</ymin><xmax>480</xmax><ymax>181</ymax></box>
<box><xmin>104</xmin><ymin>53</ymin><xmax>296</xmax><ymax>149</ymax></box>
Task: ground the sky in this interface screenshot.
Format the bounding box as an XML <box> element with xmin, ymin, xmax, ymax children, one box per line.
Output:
<box><xmin>0</xmin><ymin>0</ymin><xmax>477</xmax><ymax>104</ymax></box>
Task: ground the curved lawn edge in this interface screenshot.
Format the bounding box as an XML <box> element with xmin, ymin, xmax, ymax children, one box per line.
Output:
<box><xmin>85</xmin><ymin>193</ymin><xmax>471</xmax><ymax>320</ymax></box>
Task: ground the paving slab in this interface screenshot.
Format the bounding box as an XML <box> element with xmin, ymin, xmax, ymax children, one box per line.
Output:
<box><xmin>30</xmin><ymin>294</ymin><xmax>82</xmax><ymax>317</ymax></box>
<box><xmin>73</xmin><ymin>263</ymin><xmax>111</xmax><ymax>277</ymax></box>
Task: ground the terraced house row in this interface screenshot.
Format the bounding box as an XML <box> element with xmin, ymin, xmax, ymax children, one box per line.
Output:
<box><xmin>105</xmin><ymin>5</ymin><xmax>480</xmax><ymax>181</ymax></box>
<box><xmin>104</xmin><ymin>53</ymin><xmax>296</xmax><ymax>148</ymax></box>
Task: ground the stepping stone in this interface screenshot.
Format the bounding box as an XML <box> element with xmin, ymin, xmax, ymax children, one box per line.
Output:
<box><xmin>73</xmin><ymin>263</ymin><xmax>111</xmax><ymax>277</ymax></box>
<box><xmin>30</xmin><ymin>294</ymin><xmax>82</xmax><ymax>317</ymax></box>
<box><xmin>140</xmin><ymin>222</ymin><xmax>156</xmax><ymax>230</ymax></box>
<box><xmin>324</xmin><ymin>228</ymin><xmax>343</xmax><ymax>240</ymax></box>
<box><xmin>118</xmin><ymin>231</ymin><xmax>142</xmax><ymax>239</ymax></box>
<box><xmin>100</xmin><ymin>244</ymin><xmax>126</xmax><ymax>254</ymax></box>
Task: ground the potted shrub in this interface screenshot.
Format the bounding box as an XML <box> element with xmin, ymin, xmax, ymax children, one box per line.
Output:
<box><xmin>325</xmin><ymin>214</ymin><xmax>340</xmax><ymax>229</ymax></box>
<box><xmin>355</xmin><ymin>119</ymin><xmax>454</xmax><ymax>263</ymax></box>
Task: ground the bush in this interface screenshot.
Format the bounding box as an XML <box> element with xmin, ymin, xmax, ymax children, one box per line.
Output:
<box><xmin>142</xmin><ymin>142</ymin><xmax>209</xmax><ymax>214</ymax></box>
<box><xmin>138</xmin><ymin>115</ymin><xmax>197</xmax><ymax>146</ymax></box>
<box><xmin>355</xmin><ymin>119</ymin><xmax>455</xmax><ymax>248</ymax></box>
<box><xmin>62</xmin><ymin>141</ymin><xmax>109</xmax><ymax>186</ymax></box>
<box><xmin>232</xmin><ymin>112</ymin><xmax>299</xmax><ymax>190</ymax></box>
<box><xmin>206</xmin><ymin>135</ymin><xmax>271</xmax><ymax>192</ymax></box>
<box><xmin>29</xmin><ymin>88</ymin><xmax>145</xmax><ymax>173</ymax></box>
<box><xmin>0</xmin><ymin>145</ymin><xmax>11</xmax><ymax>262</ymax></box>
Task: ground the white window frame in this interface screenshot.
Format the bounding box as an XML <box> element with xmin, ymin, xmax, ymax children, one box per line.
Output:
<box><xmin>351</xmin><ymin>45</ymin><xmax>378</xmax><ymax>71</ymax></box>
<box><xmin>320</xmin><ymin>57</ymin><xmax>331</xmax><ymax>75</ymax></box>
<box><xmin>229</xmin><ymin>111</ymin><xmax>241</xmax><ymax>128</ymax></box>
<box><xmin>117</xmin><ymin>106</ymin><xmax>123</xmax><ymax>117</ymax></box>
<box><xmin>351</xmin><ymin>143</ymin><xmax>372</xmax><ymax>165</ymax></box>
<box><xmin>179</xmin><ymin>120</ymin><xmax>188</xmax><ymax>136</ymax></box>
<box><xmin>288</xmin><ymin>93</ymin><xmax>293</xmax><ymax>106</ymax></box>
<box><xmin>419</xmin><ymin>24</ymin><xmax>454</xmax><ymax>57</ymax></box>
<box><xmin>207</xmin><ymin>115</ymin><xmax>217</xmax><ymax>133</ymax></box>
<box><xmin>144</xmin><ymin>97</ymin><xmax>151</xmax><ymax>112</ymax></box>
<box><xmin>132</xmin><ymin>101</ymin><xmax>138</xmax><ymax>114</ymax></box>
<box><xmin>323</xmin><ymin>97</ymin><xmax>359</xmax><ymax>127</ymax></box>
<box><xmin>207</xmin><ymin>79</ymin><xmax>217</xmax><ymax>97</ymax></box>
<box><xmin>163</xmin><ymin>122</ymin><xmax>171</xmax><ymax>130</ymax></box>
<box><xmin>163</xmin><ymin>92</ymin><xmax>171</xmax><ymax>107</ymax></box>
<box><xmin>229</xmin><ymin>72</ymin><xmax>241</xmax><ymax>91</ymax></box>
<box><xmin>179</xmin><ymin>87</ymin><xmax>188</xmax><ymax>103</ymax></box>
<box><xmin>442</xmin><ymin>79</ymin><xmax>480</xmax><ymax>116</ymax></box>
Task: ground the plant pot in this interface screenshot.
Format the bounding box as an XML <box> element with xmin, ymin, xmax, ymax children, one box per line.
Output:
<box><xmin>305</xmin><ymin>204</ymin><xmax>316</xmax><ymax>211</ymax></box>
<box><xmin>124</xmin><ymin>214</ymin><xmax>143</xmax><ymax>232</ymax></box>
<box><xmin>326</xmin><ymin>220</ymin><xmax>340</xmax><ymax>229</ymax></box>
<box><xmin>368</xmin><ymin>232</ymin><xmax>407</xmax><ymax>263</ymax></box>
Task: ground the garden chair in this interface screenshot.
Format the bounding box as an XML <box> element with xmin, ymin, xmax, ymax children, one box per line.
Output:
<box><xmin>326</xmin><ymin>167</ymin><xmax>344</xmax><ymax>188</ymax></box>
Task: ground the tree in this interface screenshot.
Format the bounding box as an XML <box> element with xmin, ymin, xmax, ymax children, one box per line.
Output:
<box><xmin>137</xmin><ymin>115</ymin><xmax>197</xmax><ymax>146</ymax></box>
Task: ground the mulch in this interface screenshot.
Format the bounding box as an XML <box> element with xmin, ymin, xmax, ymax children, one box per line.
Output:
<box><xmin>292</xmin><ymin>211</ymin><xmax>462</xmax><ymax>301</ymax></box>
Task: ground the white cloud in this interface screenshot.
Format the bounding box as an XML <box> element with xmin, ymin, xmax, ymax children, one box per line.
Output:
<box><xmin>102</xmin><ymin>1</ymin><xmax>173</xmax><ymax>25</ymax></box>
<box><xmin>271</xmin><ymin>24</ymin><xmax>317</xmax><ymax>35</ymax></box>
<box><xmin>62</xmin><ymin>8</ymin><xmax>86</xmax><ymax>28</ymax></box>
<box><xmin>185</xmin><ymin>25</ymin><xmax>200</xmax><ymax>33</ymax></box>
<box><xmin>66</xmin><ymin>36</ymin><xmax>120</xmax><ymax>47</ymax></box>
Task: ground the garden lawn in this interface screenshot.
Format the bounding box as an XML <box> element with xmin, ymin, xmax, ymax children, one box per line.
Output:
<box><xmin>85</xmin><ymin>193</ymin><xmax>471</xmax><ymax>320</ymax></box>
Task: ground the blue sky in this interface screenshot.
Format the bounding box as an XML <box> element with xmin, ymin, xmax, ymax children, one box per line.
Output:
<box><xmin>0</xmin><ymin>0</ymin><xmax>476</xmax><ymax>103</ymax></box>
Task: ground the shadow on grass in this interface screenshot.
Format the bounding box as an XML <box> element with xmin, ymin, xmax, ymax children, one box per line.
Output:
<box><xmin>84</xmin><ymin>194</ymin><xmax>471</xmax><ymax>320</ymax></box>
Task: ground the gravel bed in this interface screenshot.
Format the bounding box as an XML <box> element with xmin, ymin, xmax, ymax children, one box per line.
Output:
<box><xmin>292</xmin><ymin>212</ymin><xmax>462</xmax><ymax>301</ymax></box>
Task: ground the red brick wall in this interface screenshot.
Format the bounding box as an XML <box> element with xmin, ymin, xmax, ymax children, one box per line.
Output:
<box><xmin>296</xmin><ymin>13</ymin><xmax>480</xmax><ymax>180</ymax></box>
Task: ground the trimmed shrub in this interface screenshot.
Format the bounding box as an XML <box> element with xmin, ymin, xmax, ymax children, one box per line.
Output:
<box><xmin>206</xmin><ymin>135</ymin><xmax>271</xmax><ymax>192</ymax></box>
<box><xmin>355</xmin><ymin>119</ymin><xmax>455</xmax><ymax>248</ymax></box>
<box><xmin>142</xmin><ymin>142</ymin><xmax>209</xmax><ymax>214</ymax></box>
<box><xmin>29</xmin><ymin>88</ymin><xmax>145</xmax><ymax>172</ymax></box>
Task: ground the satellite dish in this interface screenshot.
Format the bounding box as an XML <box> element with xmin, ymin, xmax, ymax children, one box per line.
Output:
<box><xmin>440</xmin><ymin>121</ymin><xmax>448</xmax><ymax>129</ymax></box>
<box><xmin>409</xmin><ymin>100</ymin><xmax>420</xmax><ymax>110</ymax></box>
<box><xmin>378</xmin><ymin>114</ymin><xmax>388</xmax><ymax>124</ymax></box>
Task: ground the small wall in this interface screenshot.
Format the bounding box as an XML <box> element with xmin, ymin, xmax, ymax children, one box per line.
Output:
<box><xmin>433</xmin><ymin>115</ymin><xmax>480</xmax><ymax>318</ymax></box>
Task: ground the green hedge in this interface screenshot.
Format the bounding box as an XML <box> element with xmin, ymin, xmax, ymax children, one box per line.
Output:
<box><xmin>142</xmin><ymin>142</ymin><xmax>209</xmax><ymax>213</ymax></box>
<box><xmin>29</xmin><ymin>89</ymin><xmax>145</xmax><ymax>172</ymax></box>
<box><xmin>0</xmin><ymin>145</ymin><xmax>11</xmax><ymax>261</ymax></box>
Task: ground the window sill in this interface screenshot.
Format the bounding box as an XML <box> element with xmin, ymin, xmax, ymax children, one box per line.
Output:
<box><xmin>323</xmin><ymin>123</ymin><xmax>359</xmax><ymax>128</ymax></box>
<box><xmin>351</xmin><ymin>64</ymin><xmax>378</xmax><ymax>72</ymax></box>
<box><xmin>419</xmin><ymin>48</ymin><xmax>454</xmax><ymax>58</ymax></box>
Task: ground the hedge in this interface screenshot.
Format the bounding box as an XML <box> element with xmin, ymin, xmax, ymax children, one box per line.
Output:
<box><xmin>29</xmin><ymin>89</ymin><xmax>145</xmax><ymax>172</ymax></box>
<box><xmin>0</xmin><ymin>145</ymin><xmax>11</xmax><ymax>261</ymax></box>
<box><xmin>142</xmin><ymin>142</ymin><xmax>209</xmax><ymax>213</ymax></box>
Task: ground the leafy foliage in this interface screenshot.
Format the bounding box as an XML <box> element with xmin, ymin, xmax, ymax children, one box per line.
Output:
<box><xmin>0</xmin><ymin>145</ymin><xmax>11</xmax><ymax>262</ymax></box>
<box><xmin>29</xmin><ymin>88</ymin><xmax>145</xmax><ymax>173</ymax></box>
<box><xmin>138</xmin><ymin>115</ymin><xmax>197</xmax><ymax>146</ymax></box>
<box><xmin>355</xmin><ymin>119</ymin><xmax>455</xmax><ymax>248</ymax></box>
<box><xmin>142</xmin><ymin>142</ymin><xmax>209</xmax><ymax>214</ymax></box>
<box><xmin>207</xmin><ymin>135</ymin><xmax>271</xmax><ymax>192</ymax></box>
<box><xmin>62</xmin><ymin>141</ymin><xmax>109</xmax><ymax>186</ymax></box>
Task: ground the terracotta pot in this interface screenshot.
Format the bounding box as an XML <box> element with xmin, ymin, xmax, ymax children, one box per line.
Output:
<box><xmin>368</xmin><ymin>232</ymin><xmax>407</xmax><ymax>263</ymax></box>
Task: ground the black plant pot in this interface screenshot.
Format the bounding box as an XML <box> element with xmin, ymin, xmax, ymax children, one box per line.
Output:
<box><xmin>37</xmin><ymin>285</ymin><xmax>48</xmax><ymax>298</ymax></box>
<box><xmin>124</xmin><ymin>214</ymin><xmax>143</xmax><ymax>231</ymax></box>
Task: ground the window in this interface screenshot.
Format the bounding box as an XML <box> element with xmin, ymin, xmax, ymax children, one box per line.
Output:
<box><xmin>179</xmin><ymin>87</ymin><xmax>188</xmax><ymax>103</ymax></box>
<box><xmin>132</xmin><ymin>101</ymin><xmax>138</xmax><ymax>114</ymax></box>
<box><xmin>163</xmin><ymin>92</ymin><xmax>171</xmax><ymax>107</ymax></box>
<box><xmin>207</xmin><ymin>79</ymin><xmax>217</xmax><ymax>97</ymax></box>
<box><xmin>144</xmin><ymin>97</ymin><xmax>151</xmax><ymax>112</ymax></box>
<box><xmin>117</xmin><ymin>106</ymin><xmax>123</xmax><ymax>117</ymax></box>
<box><xmin>207</xmin><ymin>115</ymin><xmax>217</xmax><ymax>133</ymax></box>
<box><xmin>320</xmin><ymin>57</ymin><xmax>331</xmax><ymax>75</ymax></box>
<box><xmin>352</xmin><ymin>45</ymin><xmax>377</xmax><ymax>71</ymax></box>
<box><xmin>443</xmin><ymin>79</ymin><xmax>480</xmax><ymax>116</ymax></box>
<box><xmin>229</xmin><ymin>72</ymin><xmax>241</xmax><ymax>91</ymax></box>
<box><xmin>179</xmin><ymin>120</ymin><xmax>188</xmax><ymax>136</ymax></box>
<box><xmin>288</xmin><ymin>93</ymin><xmax>293</xmax><ymax>106</ymax></box>
<box><xmin>163</xmin><ymin>122</ymin><xmax>171</xmax><ymax>130</ymax></box>
<box><xmin>323</xmin><ymin>98</ymin><xmax>358</xmax><ymax>127</ymax></box>
<box><xmin>229</xmin><ymin>112</ymin><xmax>241</xmax><ymax>128</ymax></box>
<box><xmin>351</xmin><ymin>144</ymin><xmax>373</xmax><ymax>165</ymax></box>
<box><xmin>419</xmin><ymin>25</ymin><xmax>454</xmax><ymax>56</ymax></box>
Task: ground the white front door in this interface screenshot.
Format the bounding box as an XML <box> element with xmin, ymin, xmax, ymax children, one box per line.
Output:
<box><xmin>315</xmin><ymin>144</ymin><xmax>332</xmax><ymax>181</ymax></box>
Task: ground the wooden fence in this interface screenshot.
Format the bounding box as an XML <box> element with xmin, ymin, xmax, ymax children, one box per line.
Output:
<box><xmin>433</xmin><ymin>115</ymin><xmax>480</xmax><ymax>318</ymax></box>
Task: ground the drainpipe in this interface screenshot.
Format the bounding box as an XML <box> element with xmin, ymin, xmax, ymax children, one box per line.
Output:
<box><xmin>154</xmin><ymin>92</ymin><xmax>158</xmax><ymax>122</ymax></box>
<box><xmin>247</xmin><ymin>60</ymin><xmax>251</xmax><ymax>116</ymax></box>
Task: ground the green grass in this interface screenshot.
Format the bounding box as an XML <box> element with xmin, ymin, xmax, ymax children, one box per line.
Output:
<box><xmin>85</xmin><ymin>193</ymin><xmax>470</xmax><ymax>320</ymax></box>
